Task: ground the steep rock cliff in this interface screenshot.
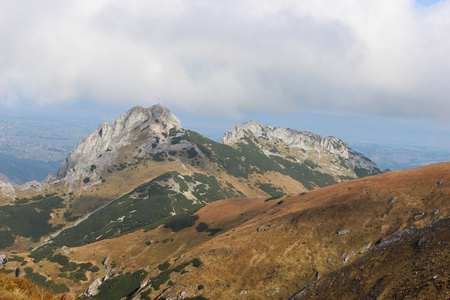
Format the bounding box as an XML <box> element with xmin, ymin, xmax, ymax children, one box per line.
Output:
<box><xmin>222</xmin><ymin>121</ymin><xmax>380</xmax><ymax>179</ymax></box>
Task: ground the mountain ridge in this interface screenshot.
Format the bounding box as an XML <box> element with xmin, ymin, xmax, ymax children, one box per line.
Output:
<box><xmin>223</xmin><ymin>120</ymin><xmax>380</xmax><ymax>178</ymax></box>
<box><xmin>2</xmin><ymin>104</ymin><xmax>379</xmax><ymax>202</ymax></box>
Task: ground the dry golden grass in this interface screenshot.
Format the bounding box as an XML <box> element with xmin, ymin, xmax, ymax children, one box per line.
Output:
<box><xmin>6</xmin><ymin>162</ymin><xmax>450</xmax><ymax>299</ymax></box>
<box><xmin>156</xmin><ymin>162</ymin><xmax>450</xmax><ymax>299</ymax></box>
<box><xmin>0</xmin><ymin>272</ymin><xmax>69</xmax><ymax>300</ymax></box>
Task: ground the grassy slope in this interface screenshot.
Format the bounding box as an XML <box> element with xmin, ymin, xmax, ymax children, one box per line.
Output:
<box><xmin>289</xmin><ymin>218</ymin><xmax>450</xmax><ymax>299</ymax></box>
<box><xmin>0</xmin><ymin>272</ymin><xmax>69</xmax><ymax>300</ymax></box>
<box><xmin>156</xmin><ymin>162</ymin><xmax>450</xmax><ymax>299</ymax></box>
<box><xmin>2</xmin><ymin>163</ymin><xmax>448</xmax><ymax>299</ymax></box>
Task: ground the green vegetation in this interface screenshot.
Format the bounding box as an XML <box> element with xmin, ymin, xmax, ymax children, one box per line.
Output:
<box><xmin>152</xmin><ymin>152</ymin><xmax>167</xmax><ymax>162</ymax></box>
<box><xmin>148</xmin><ymin>258</ymin><xmax>200</xmax><ymax>291</ymax></box>
<box><xmin>48</xmin><ymin>171</ymin><xmax>241</xmax><ymax>247</ymax></box>
<box><xmin>191</xmin><ymin>258</ymin><xmax>202</xmax><ymax>268</ymax></box>
<box><xmin>94</xmin><ymin>269</ymin><xmax>148</xmax><ymax>300</ymax></box>
<box><xmin>49</xmin><ymin>253</ymin><xmax>69</xmax><ymax>266</ymax></box>
<box><xmin>256</xmin><ymin>183</ymin><xmax>285</xmax><ymax>197</ymax></box>
<box><xmin>83</xmin><ymin>177</ymin><xmax>90</xmax><ymax>184</ymax></box>
<box><xmin>0</xmin><ymin>231</ymin><xmax>15</xmax><ymax>249</ymax></box>
<box><xmin>184</xmin><ymin>130</ymin><xmax>337</xmax><ymax>189</ymax></box>
<box><xmin>196</xmin><ymin>222</ymin><xmax>209</xmax><ymax>232</ymax></box>
<box><xmin>90</xmin><ymin>266</ymin><xmax>100</xmax><ymax>272</ymax></box>
<box><xmin>187</xmin><ymin>147</ymin><xmax>198</xmax><ymax>158</ymax></box>
<box><xmin>29</xmin><ymin>248</ymin><xmax>99</xmax><ymax>283</ymax></box>
<box><xmin>157</xmin><ymin>261</ymin><xmax>171</xmax><ymax>271</ymax></box>
<box><xmin>196</xmin><ymin>222</ymin><xmax>222</xmax><ymax>236</ymax></box>
<box><xmin>29</xmin><ymin>248</ymin><xmax>55</xmax><ymax>263</ymax></box>
<box><xmin>23</xmin><ymin>267</ymin><xmax>70</xmax><ymax>293</ymax></box>
<box><xmin>164</xmin><ymin>214</ymin><xmax>199</xmax><ymax>232</ymax></box>
<box><xmin>354</xmin><ymin>167</ymin><xmax>373</xmax><ymax>178</ymax></box>
<box><xmin>0</xmin><ymin>195</ymin><xmax>65</xmax><ymax>247</ymax></box>
<box><xmin>63</xmin><ymin>211</ymin><xmax>78</xmax><ymax>222</ymax></box>
<box><xmin>170</xmin><ymin>136</ymin><xmax>183</xmax><ymax>144</ymax></box>
<box><xmin>264</xmin><ymin>195</ymin><xmax>283</xmax><ymax>202</ymax></box>
<box><xmin>8</xmin><ymin>255</ymin><xmax>24</xmax><ymax>262</ymax></box>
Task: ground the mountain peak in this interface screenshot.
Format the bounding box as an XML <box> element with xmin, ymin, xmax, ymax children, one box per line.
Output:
<box><xmin>120</xmin><ymin>105</ymin><xmax>181</xmax><ymax>130</ymax></box>
<box><xmin>50</xmin><ymin>104</ymin><xmax>181</xmax><ymax>187</ymax></box>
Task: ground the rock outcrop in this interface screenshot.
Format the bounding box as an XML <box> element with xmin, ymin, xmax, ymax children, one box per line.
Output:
<box><xmin>222</xmin><ymin>121</ymin><xmax>380</xmax><ymax>178</ymax></box>
<box><xmin>0</xmin><ymin>181</ymin><xmax>15</xmax><ymax>199</ymax></box>
<box><xmin>83</xmin><ymin>277</ymin><xmax>104</xmax><ymax>297</ymax></box>
<box><xmin>0</xmin><ymin>253</ymin><xmax>8</xmax><ymax>266</ymax></box>
<box><xmin>45</xmin><ymin>104</ymin><xmax>181</xmax><ymax>189</ymax></box>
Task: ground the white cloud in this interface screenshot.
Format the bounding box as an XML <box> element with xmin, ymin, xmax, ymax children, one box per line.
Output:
<box><xmin>1</xmin><ymin>0</ymin><xmax>450</xmax><ymax>122</ymax></box>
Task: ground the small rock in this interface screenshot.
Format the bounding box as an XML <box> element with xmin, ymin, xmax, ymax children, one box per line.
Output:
<box><xmin>257</xmin><ymin>226</ymin><xmax>266</xmax><ymax>232</ymax></box>
<box><xmin>417</xmin><ymin>237</ymin><xmax>427</xmax><ymax>248</ymax></box>
<box><xmin>337</xmin><ymin>229</ymin><xmax>351</xmax><ymax>235</ymax></box>
<box><xmin>341</xmin><ymin>251</ymin><xmax>350</xmax><ymax>264</ymax></box>
<box><xmin>0</xmin><ymin>254</ymin><xmax>8</xmax><ymax>266</ymax></box>
<box><xmin>413</xmin><ymin>212</ymin><xmax>426</xmax><ymax>220</ymax></box>
<box><xmin>61</xmin><ymin>246</ymin><xmax>72</xmax><ymax>255</ymax></box>
<box><xmin>358</xmin><ymin>242</ymin><xmax>372</xmax><ymax>253</ymax></box>
<box><xmin>433</xmin><ymin>209</ymin><xmax>443</xmax><ymax>215</ymax></box>
<box><xmin>387</xmin><ymin>197</ymin><xmax>397</xmax><ymax>208</ymax></box>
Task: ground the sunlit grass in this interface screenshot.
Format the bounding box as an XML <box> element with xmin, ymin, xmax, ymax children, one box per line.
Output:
<box><xmin>0</xmin><ymin>272</ymin><xmax>69</xmax><ymax>300</ymax></box>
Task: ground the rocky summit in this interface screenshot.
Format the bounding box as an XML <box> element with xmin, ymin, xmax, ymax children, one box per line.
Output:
<box><xmin>44</xmin><ymin>105</ymin><xmax>181</xmax><ymax>188</ymax></box>
<box><xmin>223</xmin><ymin>121</ymin><xmax>380</xmax><ymax>179</ymax></box>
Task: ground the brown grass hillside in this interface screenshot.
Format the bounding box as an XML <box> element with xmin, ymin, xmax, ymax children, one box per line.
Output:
<box><xmin>156</xmin><ymin>162</ymin><xmax>450</xmax><ymax>299</ymax></box>
<box><xmin>2</xmin><ymin>163</ymin><xmax>448</xmax><ymax>299</ymax></box>
<box><xmin>289</xmin><ymin>217</ymin><xmax>450</xmax><ymax>299</ymax></box>
<box><xmin>0</xmin><ymin>272</ymin><xmax>69</xmax><ymax>300</ymax></box>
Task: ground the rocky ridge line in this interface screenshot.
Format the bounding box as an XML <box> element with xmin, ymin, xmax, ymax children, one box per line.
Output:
<box><xmin>222</xmin><ymin>121</ymin><xmax>380</xmax><ymax>177</ymax></box>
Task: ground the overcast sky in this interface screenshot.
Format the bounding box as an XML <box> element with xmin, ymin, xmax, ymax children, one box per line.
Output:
<box><xmin>1</xmin><ymin>0</ymin><xmax>450</xmax><ymax>149</ymax></box>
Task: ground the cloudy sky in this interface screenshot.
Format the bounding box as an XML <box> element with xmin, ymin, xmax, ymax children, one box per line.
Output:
<box><xmin>1</xmin><ymin>0</ymin><xmax>450</xmax><ymax>148</ymax></box>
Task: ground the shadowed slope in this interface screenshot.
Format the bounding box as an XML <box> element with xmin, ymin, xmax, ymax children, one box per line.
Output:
<box><xmin>289</xmin><ymin>218</ymin><xmax>450</xmax><ymax>299</ymax></box>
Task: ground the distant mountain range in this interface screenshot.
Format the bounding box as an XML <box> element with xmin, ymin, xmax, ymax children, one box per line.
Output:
<box><xmin>0</xmin><ymin>105</ymin><xmax>448</xmax><ymax>299</ymax></box>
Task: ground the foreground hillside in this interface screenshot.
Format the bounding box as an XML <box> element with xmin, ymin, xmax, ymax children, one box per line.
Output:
<box><xmin>1</xmin><ymin>162</ymin><xmax>447</xmax><ymax>299</ymax></box>
<box><xmin>0</xmin><ymin>271</ymin><xmax>67</xmax><ymax>300</ymax></box>
<box><xmin>289</xmin><ymin>217</ymin><xmax>450</xmax><ymax>299</ymax></box>
<box><xmin>152</xmin><ymin>162</ymin><xmax>449</xmax><ymax>299</ymax></box>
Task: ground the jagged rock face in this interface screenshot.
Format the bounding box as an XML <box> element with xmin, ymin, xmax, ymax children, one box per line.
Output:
<box><xmin>83</xmin><ymin>277</ymin><xmax>104</xmax><ymax>297</ymax></box>
<box><xmin>222</xmin><ymin>121</ymin><xmax>380</xmax><ymax>178</ymax></box>
<box><xmin>49</xmin><ymin>104</ymin><xmax>181</xmax><ymax>187</ymax></box>
<box><xmin>0</xmin><ymin>181</ymin><xmax>15</xmax><ymax>198</ymax></box>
